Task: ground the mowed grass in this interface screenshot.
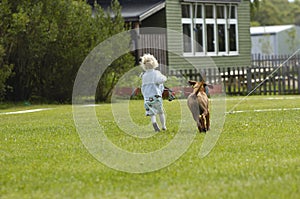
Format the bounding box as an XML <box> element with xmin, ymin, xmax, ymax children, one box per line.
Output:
<box><xmin>1</xmin><ymin>95</ymin><xmax>300</xmax><ymax>199</ymax></box>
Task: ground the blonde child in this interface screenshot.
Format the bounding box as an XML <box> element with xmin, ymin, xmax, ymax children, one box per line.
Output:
<box><xmin>140</xmin><ymin>54</ymin><xmax>167</xmax><ymax>132</ymax></box>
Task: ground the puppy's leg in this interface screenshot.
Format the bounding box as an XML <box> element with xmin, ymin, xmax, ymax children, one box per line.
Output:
<box><xmin>189</xmin><ymin>109</ymin><xmax>202</xmax><ymax>132</ymax></box>
<box><xmin>206</xmin><ymin>111</ymin><xmax>210</xmax><ymax>131</ymax></box>
<box><xmin>199</xmin><ymin>115</ymin><xmax>206</xmax><ymax>133</ymax></box>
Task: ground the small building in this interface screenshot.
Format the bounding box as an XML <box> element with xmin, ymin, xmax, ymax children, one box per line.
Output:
<box><xmin>251</xmin><ymin>24</ymin><xmax>300</xmax><ymax>55</ymax></box>
<box><xmin>93</xmin><ymin>0</ymin><xmax>251</xmax><ymax>71</ymax></box>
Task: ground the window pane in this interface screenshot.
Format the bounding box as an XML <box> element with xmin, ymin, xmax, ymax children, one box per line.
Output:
<box><xmin>182</xmin><ymin>5</ymin><xmax>190</xmax><ymax>18</ymax></box>
<box><xmin>195</xmin><ymin>24</ymin><xmax>203</xmax><ymax>52</ymax></box>
<box><xmin>205</xmin><ymin>5</ymin><xmax>214</xmax><ymax>18</ymax></box>
<box><xmin>218</xmin><ymin>24</ymin><xmax>226</xmax><ymax>52</ymax></box>
<box><xmin>206</xmin><ymin>24</ymin><xmax>215</xmax><ymax>52</ymax></box>
<box><xmin>193</xmin><ymin>5</ymin><xmax>202</xmax><ymax>18</ymax></box>
<box><xmin>229</xmin><ymin>24</ymin><xmax>237</xmax><ymax>51</ymax></box>
<box><xmin>216</xmin><ymin>6</ymin><xmax>225</xmax><ymax>18</ymax></box>
<box><xmin>183</xmin><ymin>24</ymin><xmax>192</xmax><ymax>52</ymax></box>
<box><xmin>227</xmin><ymin>5</ymin><xmax>236</xmax><ymax>19</ymax></box>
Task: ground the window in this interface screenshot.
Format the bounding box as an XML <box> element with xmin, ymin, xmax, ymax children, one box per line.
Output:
<box><xmin>181</xmin><ymin>3</ymin><xmax>238</xmax><ymax>56</ymax></box>
<box><xmin>183</xmin><ymin>24</ymin><xmax>192</xmax><ymax>52</ymax></box>
<box><xmin>181</xmin><ymin>4</ymin><xmax>191</xmax><ymax>18</ymax></box>
<box><xmin>195</xmin><ymin>24</ymin><xmax>203</xmax><ymax>52</ymax></box>
<box><xmin>194</xmin><ymin>4</ymin><xmax>202</xmax><ymax>18</ymax></box>
<box><xmin>182</xmin><ymin>4</ymin><xmax>193</xmax><ymax>54</ymax></box>
<box><xmin>228</xmin><ymin>5</ymin><xmax>236</xmax><ymax>19</ymax></box>
<box><xmin>205</xmin><ymin>5</ymin><xmax>214</xmax><ymax>18</ymax></box>
<box><xmin>217</xmin><ymin>5</ymin><xmax>225</xmax><ymax>19</ymax></box>
<box><xmin>206</xmin><ymin>24</ymin><xmax>215</xmax><ymax>52</ymax></box>
<box><xmin>229</xmin><ymin>24</ymin><xmax>237</xmax><ymax>51</ymax></box>
<box><xmin>218</xmin><ymin>24</ymin><xmax>226</xmax><ymax>52</ymax></box>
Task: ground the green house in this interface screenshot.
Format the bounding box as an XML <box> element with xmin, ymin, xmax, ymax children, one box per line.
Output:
<box><xmin>96</xmin><ymin>0</ymin><xmax>251</xmax><ymax>71</ymax></box>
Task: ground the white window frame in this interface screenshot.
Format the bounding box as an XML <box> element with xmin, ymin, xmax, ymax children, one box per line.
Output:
<box><xmin>216</xmin><ymin>4</ymin><xmax>227</xmax><ymax>56</ymax></box>
<box><xmin>193</xmin><ymin>5</ymin><xmax>205</xmax><ymax>56</ymax></box>
<box><xmin>182</xmin><ymin>4</ymin><xmax>194</xmax><ymax>56</ymax></box>
<box><xmin>181</xmin><ymin>3</ymin><xmax>239</xmax><ymax>57</ymax></box>
<box><xmin>205</xmin><ymin>4</ymin><xmax>217</xmax><ymax>56</ymax></box>
<box><xmin>227</xmin><ymin>13</ymin><xmax>239</xmax><ymax>55</ymax></box>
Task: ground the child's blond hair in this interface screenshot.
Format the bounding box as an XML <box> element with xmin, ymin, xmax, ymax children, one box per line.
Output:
<box><xmin>140</xmin><ymin>53</ymin><xmax>159</xmax><ymax>71</ymax></box>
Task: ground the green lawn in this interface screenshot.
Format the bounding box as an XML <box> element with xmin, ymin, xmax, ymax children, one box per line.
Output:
<box><xmin>1</xmin><ymin>96</ymin><xmax>300</xmax><ymax>199</ymax></box>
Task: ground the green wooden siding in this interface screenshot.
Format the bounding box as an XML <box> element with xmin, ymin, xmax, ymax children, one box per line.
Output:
<box><xmin>165</xmin><ymin>0</ymin><xmax>251</xmax><ymax>70</ymax></box>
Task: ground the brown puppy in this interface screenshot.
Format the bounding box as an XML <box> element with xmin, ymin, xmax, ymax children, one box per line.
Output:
<box><xmin>187</xmin><ymin>80</ymin><xmax>210</xmax><ymax>133</ymax></box>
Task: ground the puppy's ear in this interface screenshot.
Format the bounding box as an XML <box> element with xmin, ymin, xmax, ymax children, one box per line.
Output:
<box><xmin>188</xmin><ymin>80</ymin><xmax>197</xmax><ymax>86</ymax></box>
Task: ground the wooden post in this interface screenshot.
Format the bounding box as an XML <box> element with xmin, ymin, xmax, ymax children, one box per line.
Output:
<box><xmin>263</xmin><ymin>67</ymin><xmax>267</xmax><ymax>95</ymax></box>
<box><xmin>247</xmin><ymin>67</ymin><xmax>252</xmax><ymax>94</ymax></box>
<box><xmin>298</xmin><ymin>63</ymin><xmax>300</xmax><ymax>94</ymax></box>
<box><xmin>287</xmin><ymin>64</ymin><xmax>290</xmax><ymax>94</ymax></box>
<box><xmin>292</xmin><ymin>64</ymin><xmax>296</xmax><ymax>94</ymax></box>
<box><xmin>133</xmin><ymin>22</ymin><xmax>141</xmax><ymax>66</ymax></box>
<box><xmin>227</xmin><ymin>67</ymin><xmax>231</xmax><ymax>94</ymax></box>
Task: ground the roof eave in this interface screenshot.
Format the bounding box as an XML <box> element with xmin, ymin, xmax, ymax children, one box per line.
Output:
<box><xmin>251</xmin><ymin>33</ymin><xmax>276</xmax><ymax>36</ymax></box>
<box><xmin>139</xmin><ymin>2</ymin><xmax>166</xmax><ymax>22</ymax></box>
<box><xmin>124</xmin><ymin>17</ymin><xmax>140</xmax><ymax>22</ymax></box>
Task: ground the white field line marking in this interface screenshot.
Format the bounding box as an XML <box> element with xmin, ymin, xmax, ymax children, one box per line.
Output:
<box><xmin>226</xmin><ymin>107</ymin><xmax>300</xmax><ymax>114</ymax></box>
<box><xmin>224</xmin><ymin>96</ymin><xmax>300</xmax><ymax>101</ymax></box>
<box><xmin>80</xmin><ymin>104</ymin><xmax>102</xmax><ymax>107</ymax></box>
<box><xmin>0</xmin><ymin>108</ymin><xmax>53</xmax><ymax>115</ymax></box>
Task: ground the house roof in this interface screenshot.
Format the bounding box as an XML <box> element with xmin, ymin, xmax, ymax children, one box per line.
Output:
<box><xmin>98</xmin><ymin>0</ymin><xmax>165</xmax><ymax>22</ymax></box>
<box><xmin>250</xmin><ymin>25</ymin><xmax>295</xmax><ymax>36</ymax></box>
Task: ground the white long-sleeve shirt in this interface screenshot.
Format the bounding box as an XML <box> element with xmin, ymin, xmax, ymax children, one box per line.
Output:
<box><xmin>141</xmin><ymin>69</ymin><xmax>167</xmax><ymax>99</ymax></box>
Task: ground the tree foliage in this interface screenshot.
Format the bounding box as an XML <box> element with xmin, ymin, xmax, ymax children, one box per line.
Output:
<box><xmin>251</xmin><ymin>0</ymin><xmax>300</xmax><ymax>26</ymax></box>
<box><xmin>0</xmin><ymin>0</ymin><xmax>134</xmax><ymax>102</ymax></box>
<box><xmin>0</xmin><ymin>0</ymin><xmax>14</xmax><ymax>100</ymax></box>
<box><xmin>95</xmin><ymin>0</ymin><xmax>135</xmax><ymax>102</ymax></box>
